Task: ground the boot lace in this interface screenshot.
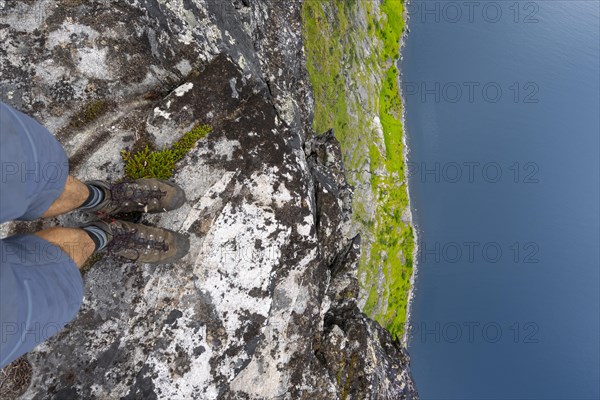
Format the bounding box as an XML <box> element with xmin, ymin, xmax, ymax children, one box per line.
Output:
<box><xmin>106</xmin><ymin>224</ymin><xmax>169</xmax><ymax>261</ymax></box>
<box><xmin>111</xmin><ymin>181</ymin><xmax>166</xmax><ymax>209</ymax></box>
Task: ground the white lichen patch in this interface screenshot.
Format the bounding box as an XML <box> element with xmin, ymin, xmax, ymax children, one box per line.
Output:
<box><xmin>237</xmin><ymin>54</ymin><xmax>247</xmax><ymax>71</ymax></box>
<box><xmin>229</xmin><ymin>78</ymin><xmax>239</xmax><ymax>99</ymax></box>
<box><xmin>211</xmin><ymin>138</ymin><xmax>241</xmax><ymax>162</ymax></box>
<box><xmin>229</xmin><ymin>251</ymin><xmax>317</xmax><ymax>397</ymax></box>
<box><xmin>146</xmin><ymin>312</ymin><xmax>218</xmax><ymax>400</ymax></box>
<box><xmin>0</xmin><ymin>0</ymin><xmax>50</xmax><ymax>32</ymax></box>
<box><xmin>144</xmin><ymin>163</ymin><xmax>297</xmax><ymax>397</ymax></box>
<box><xmin>175</xmin><ymin>59</ymin><xmax>192</xmax><ymax>76</ymax></box>
<box><xmin>297</xmin><ymin>215</ymin><xmax>313</xmax><ymax>237</ymax></box>
<box><xmin>274</xmin><ymin>91</ymin><xmax>296</xmax><ymax>127</ymax></box>
<box><xmin>174</xmin><ymin>82</ymin><xmax>194</xmax><ymax>97</ymax></box>
<box><xmin>153</xmin><ymin>107</ymin><xmax>171</xmax><ymax>120</ymax></box>
<box><xmin>74</xmin><ymin>132</ymin><xmax>125</xmax><ymax>181</ymax></box>
<box><xmin>77</xmin><ymin>47</ymin><xmax>112</xmax><ymax>79</ymax></box>
<box><xmin>46</xmin><ymin>22</ymin><xmax>100</xmax><ymax>49</ymax></box>
<box><xmin>249</xmin><ymin>169</ymin><xmax>294</xmax><ymax>208</ymax></box>
<box><xmin>182</xmin><ymin>200</ymin><xmax>291</xmax><ymax>389</ymax></box>
<box><xmin>34</xmin><ymin>59</ymin><xmax>70</xmax><ymax>86</ymax></box>
<box><xmin>224</xmin><ymin>30</ymin><xmax>236</xmax><ymax>45</ymax></box>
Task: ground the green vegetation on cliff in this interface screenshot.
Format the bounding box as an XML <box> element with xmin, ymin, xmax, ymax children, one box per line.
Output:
<box><xmin>302</xmin><ymin>0</ymin><xmax>413</xmax><ymax>339</ymax></box>
<box><xmin>121</xmin><ymin>125</ymin><xmax>211</xmax><ymax>179</ymax></box>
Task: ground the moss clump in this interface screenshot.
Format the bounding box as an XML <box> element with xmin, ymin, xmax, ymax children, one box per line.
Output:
<box><xmin>70</xmin><ymin>99</ymin><xmax>111</xmax><ymax>128</ymax></box>
<box><xmin>339</xmin><ymin>353</ymin><xmax>358</xmax><ymax>400</ymax></box>
<box><xmin>121</xmin><ymin>124</ymin><xmax>211</xmax><ymax>179</ymax></box>
<box><xmin>80</xmin><ymin>251</ymin><xmax>104</xmax><ymax>275</ymax></box>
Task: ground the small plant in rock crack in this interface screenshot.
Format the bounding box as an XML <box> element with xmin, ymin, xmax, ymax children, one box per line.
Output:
<box><xmin>121</xmin><ymin>124</ymin><xmax>212</xmax><ymax>179</ymax></box>
<box><xmin>69</xmin><ymin>99</ymin><xmax>112</xmax><ymax>128</ymax></box>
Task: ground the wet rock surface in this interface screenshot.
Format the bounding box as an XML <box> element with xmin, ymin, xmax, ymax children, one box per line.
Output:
<box><xmin>1</xmin><ymin>0</ymin><xmax>418</xmax><ymax>398</ymax></box>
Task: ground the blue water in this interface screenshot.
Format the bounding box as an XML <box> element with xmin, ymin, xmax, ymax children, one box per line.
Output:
<box><xmin>401</xmin><ymin>1</ymin><xmax>600</xmax><ymax>399</ymax></box>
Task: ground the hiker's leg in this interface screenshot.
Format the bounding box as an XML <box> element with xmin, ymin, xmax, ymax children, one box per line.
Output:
<box><xmin>34</xmin><ymin>227</ymin><xmax>95</xmax><ymax>267</ymax></box>
<box><xmin>0</xmin><ymin>234</ymin><xmax>85</xmax><ymax>368</ymax></box>
<box><xmin>0</xmin><ymin>104</ymin><xmax>94</xmax><ymax>369</ymax></box>
<box><xmin>41</xmin><ymin>176</ymin><xmax>89</xmax><ymax>218</ymax></box>
<box><xmin>0</xmin><ymin>102</ymin><xmax>70</xmax><ymax>223</ymax></box>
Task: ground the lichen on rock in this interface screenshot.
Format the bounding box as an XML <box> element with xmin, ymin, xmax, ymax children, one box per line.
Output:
<box><xmin>0</xmin><ymin>0</ymin><xmax>418</xmax><ymax>398</ymax></box>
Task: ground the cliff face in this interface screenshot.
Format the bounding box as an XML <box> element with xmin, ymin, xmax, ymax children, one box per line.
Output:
<box><xmin>303</xmin><ymin>0</ymin><xmax>415</xmax><ymax>339</ymax></box>
<box><xmin>0</xmin><ymin>0</ymin><xmax>417</xmax><ymax>398</ymax></box>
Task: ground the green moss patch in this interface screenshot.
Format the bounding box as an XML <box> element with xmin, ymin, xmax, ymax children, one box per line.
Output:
<box><xmin>69</xmin><ymin>99</ymin><xmax>112</xmax><ymax>128</ymax></box>
<box><xmin>80</xmin><ymin>251</ymin><xmax>104</xmax><ymax>275</ymax></box>
<box><xmin>121</xmin><ymin>124</ymin><xmax>211</xmax><ymax>179</ymax></box>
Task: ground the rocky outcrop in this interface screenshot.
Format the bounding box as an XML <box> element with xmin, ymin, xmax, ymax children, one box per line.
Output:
<box><xmin>0</xmin><ymin>0</ymin><xmax>417</xmax><ymax>398</ymax></box>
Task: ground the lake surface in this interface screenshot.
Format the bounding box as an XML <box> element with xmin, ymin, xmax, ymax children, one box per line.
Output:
<box><xmin>401</xmin><ymin>1</ymin><xmax>599</xmax><ymax>398</ymax></box>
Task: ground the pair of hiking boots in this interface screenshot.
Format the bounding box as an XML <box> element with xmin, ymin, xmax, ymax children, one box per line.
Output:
<box><xmin>84</xmin><ymin>179</ymin><xmax>189</xmax><ymax>264</ymax></box>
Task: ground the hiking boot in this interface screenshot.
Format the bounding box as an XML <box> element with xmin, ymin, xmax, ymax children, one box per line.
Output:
<box><xmin>88</xmin><ymin>220</ymin><xmax>190</xmax><ymax>264</ymax></box>
<box><xmin>85</xmin><ymin>179</ymin><xmax>186</xmax><ymax>215</ymax></box>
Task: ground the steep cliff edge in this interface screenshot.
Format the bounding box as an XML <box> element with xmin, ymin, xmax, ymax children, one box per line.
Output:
<box><xmin>303</xmin><ymin>0</ymin><xmax>415</xmax><ymax>339</ymax></box>
<box><xmin>0</xmin><ymin>0</ymin><xmax>417</xmax><ymax>399</ymax></box>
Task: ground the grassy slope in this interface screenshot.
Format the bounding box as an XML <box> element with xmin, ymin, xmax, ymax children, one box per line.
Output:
<box><xmin>302</xmin><ymin>0</ymin><xmax>413</xmax><ymax>339</ymax></box>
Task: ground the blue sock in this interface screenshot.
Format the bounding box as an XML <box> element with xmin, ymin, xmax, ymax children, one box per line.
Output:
<box><xmin>79</xmin><ymin>184</ymin><xmax>105</xmax><ymax>210</ymax></box>
<box><xmin>82</xmin><ymin>225</ymin><xmax>109</xmax><ymax>251</ymax></box>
